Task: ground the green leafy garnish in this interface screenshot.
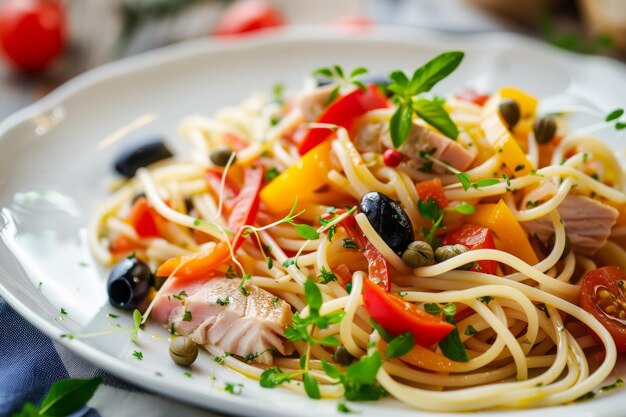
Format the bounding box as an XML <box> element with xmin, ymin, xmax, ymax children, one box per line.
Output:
<box><xmin>464</xmin><ymin>325</ymin><xmax>478</xmax><ymax>336</ymax></box>
<box><xmin>131</xmin><ymin>309</ymin><xmax>142</xmax><ymax>343</ymax></box>
<box><xmin>216</xmin><ymin>297</ymin><xmax>230</xmax><ymax>306</ymax></box>
<box><xmin>599</xmin><ymin>378</ymin><xmax>624</xmax><ymax>393</ymax></box>
<box><xmin>337</xmin><ymin>402</ymin><xmax>358</xmax><ymax>413</ymax></box>
<box><xmin>342</xmin><ymin>239</ymin><xmax>359</xmax><ymax>250</ymax></box>
<box><xmin>370</xmin><ymin>318</ymin><xmax>392</xmax><ymax>342</ymax></box>
<box><xmin>182</xmin><ymin>310</ymin><xmax>192</xmax><ymax>321</ymax></box>
<box><xmin>318</xmin><ymin>267</ymin><xmax>338</xmax><ymax>284</ymax></box>
<box><xmin>303</xmin><ymin>373</ymin><xmax>321</xmax><ymax>400</ymax></box>
<box><xmin>132</xmin><ymin>350</ymin><xmax>143</xmax><ymax>360</ymax></box>
<box><xmin>260</xmin><ymin>368</ymin><xmax>292</xmax><ymax>388</ymax></box>
<box><xmin>385</xmin><ymin>332</ymin><xmax>415</xmax><ymax>359</ymax></box>
<box><xmin>388</xmin><ymin>52</ymin><xmax>463</xmax><ymax>147</ymax></box>
<box><xmin>606</xmin><ymin>108</ymin><xmax>624</xmax><ymax>122</ymax></box>
<box><xmin>313</xmin><ymin>65</ymin><xmax>370</xmax><ymax>106</ymax></box>
<box><xmin>291</xmin><ymin>223</ymin><xmax>320</xmax><ymax>240</ymax></box>
<box><xmin>238</xmin><ymin>274</ymin><xmax>251</xmax><ymax>296</ymax></box>
<box><xmin>284</xmin><ymin>279</ymin><xmax>345</xmax><ymax>346</ymax></box>
<box><xmin>322</xmin><ymin>351</ymin><xmax>386</xmax><ymax>401</ymax></box>
<box><xmin>478</xmin><ymin>296</ymin><xmax>493</xmax><ymax>304</ymax></box>
<box><xmin>265</xmin><ymin>166</ymin><xmax>280</xmax><ymax>181</ymax></box>
<box><xmin>424</xmin><ymin>303</ymin><xmax>468</xmax><ymax>362</ymax></box>
<box><xmin>60</xmin><ymin>308</ymin><xmax>68</xmax><ymax>315</ymax></box>
<box><xmin>11</xmin><ymin>377</ymin><xmax>102</xmax><ymax>417</ymax></box>
<box><xmin>456</xmin><ymin>172</ymin><xmax>500</xmax><ymax>191</ymax></box>
<box><xmin>449</xmin><ymin>202</ymin><xmax>475</xmax><ymax>215</ymax></box>
<box><xmin>224</xmin><ymin>382</ymin><xmax>243</xmax><ymax>395</ymax></box>
<box><xmin>418</xmin><ymin>198</ymin><xmax>444</xmax><ymax>247</ymax></box>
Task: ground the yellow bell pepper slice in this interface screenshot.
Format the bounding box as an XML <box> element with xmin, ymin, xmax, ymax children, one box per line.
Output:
<box><xmin>260</xmin><ymin>140</ymin><xmax>333</xmax><ymax>214</ymax></box>
<box><xmin>467</xmin><ymin>200</ymin><xmax>539</xmax><ymax>265</ymax></box>
<box><xmin>482</xmin><ymin>87</ymin><xmax>537</xmax><ymax>177</ymax></box>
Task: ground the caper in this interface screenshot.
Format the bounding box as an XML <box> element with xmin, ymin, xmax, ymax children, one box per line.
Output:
<box><xmin>402</xmin><ymin>240</ymin><xmax>435</xmax><ymax>267</ymax></box>
<box><xmin>210</xmin><ymin>145</ymin><xmax>235</xmax><ymax>167</ymax></box>
<box><xmin>169</xmin><ymin>335</ymin><xmax>198</xmax><ymax>366</ymax></box>
<box><xmin>533</xmin><ymin>116</ymin><xmax>557</xmax><ymax>144</ymax></box>
<box><xmin>332</xmin><ymin>345</ymin><xmax>354</xmax><ymax>366</ymax></box>
<box><xmin>435</xmin><ymin>244</ymin><xmax>469</xmax><ymax>266</ymax></box>
<box><xmin>499</xmin><ymin>99</ymin><xmax>521</xmax><ymax>129</ymax></box>
<box><xmin>547</xmin><ymin>233</ymin><xmax>571</xmax><ymax>260</ymax></box>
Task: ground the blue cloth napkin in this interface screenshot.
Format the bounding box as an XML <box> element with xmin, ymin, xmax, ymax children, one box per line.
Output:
<box><xmin>0</xmin><ymin>298</ymin><xmax>220</xmax><ymax>417</ymax></box>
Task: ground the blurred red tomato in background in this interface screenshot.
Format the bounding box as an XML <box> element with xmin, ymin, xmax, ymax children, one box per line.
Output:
<box><xmin>0</xmin><ymin>0</ymin><xmax>65</xmax><ymax>73</ymax></box>
<box><xmin>213</xmin><ymin>0</ymin><xmax>284</xmax><ymax>36</ymax></box>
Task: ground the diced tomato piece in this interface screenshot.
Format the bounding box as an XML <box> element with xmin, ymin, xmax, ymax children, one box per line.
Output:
<box><xmin>332</xmin><ymin>264</ymin><xmax>352</xmax><ymax>288</ymax></box>
<box><xmin>110</xmin><ymin>235</ymin><xmax>141</xmax><ymax>256</ymax></box>
<box><xmin>415</xmin><ymin>178</ymin><xmax>448</xmax><ymax>208</ymax></box>
<box><xmin>444</xmin><ymin>224</ymin><xmax>498</xmax><ymax>274</ymax></box>
<box><xmin>128</xmin><ymin>197</ymin><xmax>159</xmax><ymax>238</ymax></box>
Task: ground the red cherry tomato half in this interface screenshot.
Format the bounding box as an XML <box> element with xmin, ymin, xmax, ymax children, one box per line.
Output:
<box><xmin>0</xmin><ymin>0</ymin><xmax>65</xmax><ymax>73</ymax></box>
<box><xmin>579</xmin><ymin>266</ymin><xmax>626</xmax><ymax>352</ymax></box>
<box><xmin>213</xmin><ymin>0</ymin><xmax>284</xmax><ymax>36</ymax></box>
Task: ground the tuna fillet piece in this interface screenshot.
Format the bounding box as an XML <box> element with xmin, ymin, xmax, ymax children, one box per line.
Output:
<box><xmin>155</xmin><ymin>278</ymin><xmax>292</xmax><ymax>365</ymax></box>
<box><xmin>353</xmin><ymin>120</ymin><xmax>475</xmax><ymax>173</ymax></box>
<box><xmin>522</xmin><ymin>191</ymin><xmax>618</xmax><ymax>256</ymax></box>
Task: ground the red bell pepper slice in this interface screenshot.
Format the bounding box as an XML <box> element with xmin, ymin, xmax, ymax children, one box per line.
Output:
<box><xmin>298</xmin><ymin>84</ymin><xmax>388</xmax><ymax>155</ymax></box>
<box><xmin>128</xmin><ymin>196</ymin><xmax>159</xmax><ymax>238</ymax></box>
<box><xmin>342</xmin><ymin>215</ymin><xmax>390</xmax><ymax>291</ymax></box>
<box><xmin>363</xmin><ymin>278</ymin><xmax>455</xmax><ymax>347</ymax></box>
<box><xmin>443</xmin><ymin>224</ymin><xmax>498</xmax><ymax>275</ymax></box>
<box><xmin>415</xmin><ymin>178</ymin><xmax>448</xmax><ymax>209</ymax></box>
<box><xmin>456</xmin><ymin>89</ymin><xmax>490</xmax><ymax>106</ymax></box>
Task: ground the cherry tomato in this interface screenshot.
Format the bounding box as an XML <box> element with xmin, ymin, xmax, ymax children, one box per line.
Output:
<box><xmin>415</xmin><ymin>178</ymin><xmax>448</xmax><ymax>209</ymax></box>
<box><xmin>213</xmin><ymin>0</ymin><xmax>284</xmax><ymax>36</ymax></box>
<box><xmin>456</xmin><ymin>90</ymin><xmax>490</xmax><ymax>107</ymax></box>
<box><xmin>298</xmin><ymin>84</ymin><xmax>388</xmax><ymax>155</ymax></box>
<box><xmin>443</xmin><ymin>224</ymin><xmax>498</xmax><ymax>275</ymax></box>
<box><xmin>383</xmin><ymin>149</ymin><xmax>402</xmax><ymax>167</ymax></box>
<box><xmin>0</xmin><ymin>0</ymin><xmax>65</xmax><ymax>73</ymax></box>
<box><xmin>579</xmin><ymin>266</ymin><xmax>626</xmax><ymax>352</ymax></box>
<box><xmin>363</xmin><ymin>278</ymin><xmax>455</xmax><ymax>347</ymax></box>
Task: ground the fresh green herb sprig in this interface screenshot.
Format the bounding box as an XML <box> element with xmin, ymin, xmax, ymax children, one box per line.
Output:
<box><xmin>313</xmin><ymin>66</ymin><xmax>369</xmax><ymax>106</ymax></box>
<box><xmin>606</xmin><ymin>108</ymin><xmax>626</xmax><ymax>131</ymax></box>
<box><xmin>11</xmin><ymin>377</ymin><xmax>102</xmax><ymax>417</ymax></box>
<box><xmin>456</xmin><ymin>172</ymin><xmax>500</xmax><ymax>191</ymax></box>
<box><xmin>318</xmin><ymin>267</ymin><xmax>338</xmax><ymax>284</ymax></box>
<box><xmin>418</xmin><ymin>198</ymin><xmax>444</xmax><ymax>248</ymax></box>
<box><xmin>224</xmin><ymin>382</ymin><xmax>243</xmax><ymax>395</ymax></box>
<box><xmin>388</xmin><ymin>52</ymin><xmax>464</xmax><ymax>147</ymax></box>
<box><xmin>322</xmin><ymin>351</ymin><xmax>387</xmax><ymax>401</ymax></box>
<box><xmin>424</xmin><ymin>303</ymin><xmax>469</xmax><ymax>362</ymax></box>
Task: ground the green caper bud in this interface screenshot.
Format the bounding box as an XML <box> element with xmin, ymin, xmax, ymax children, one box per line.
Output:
<box><xmin>435</xmin><ymin>244</ymin><xmax>469</xmax><ymax>265</ymax></box>
<box><xmin>499</xmin><ymin>99</ymin><xmax>521</xmax><ymax>129</ymax></box>
<box><xmin>533</xmin><ymin>116</ymin><xmax>557</xmax><ymax>144</ymax></box>
<box><xmin>402</xmin><ymin>240</ymin><xmax>435</xmax><ymax>267</ymax></box>
<box><xmin>169</xmin><ymin>335</ymin><xmax>198</xmax><ymax>366</ymax></box>
<box><xmin>210</xmin><ymin>146</ymin><xmax>235</xmax><ymax>167</ymax></box>
<box><xmin>547</xmin><ymin>233</ymin><xmax>571</xmax><ymax>260</ymax></box>
<box><xmin>332</xmin><ymin>345</ymin><xmax>354</xmax><ymax>366</ymax></box>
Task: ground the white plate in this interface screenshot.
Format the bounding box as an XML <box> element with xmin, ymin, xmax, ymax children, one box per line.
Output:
<box><xmin>1</xmin><ymin>26</ymin><xmax>626</xmax><ymax>417</ymax></box>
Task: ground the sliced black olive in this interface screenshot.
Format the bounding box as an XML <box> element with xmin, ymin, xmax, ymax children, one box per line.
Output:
<box><xmin>359</xmin><ymin>191</ymin><xmax>414</xmax><ymax>254</ymax></box>
<box><xmin>107</xmin><ymin>256</ymin><xmax>152</xmax><ymax>310</ymax></box>
<box><xmin>114</xmin><ymin>139</ymin><xmax>173</xmax><ymax>178</ymax></box>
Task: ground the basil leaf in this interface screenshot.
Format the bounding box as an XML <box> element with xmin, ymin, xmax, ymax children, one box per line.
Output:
<box><xmin>418</xmin><ymin>198</ymin><xmax>442</xmax><ymax>223</ymax></box>
<box><xmin>616</xmin><ymin>122</ymin><xmax>626</xmax><ymax>130</ymax></box>
<box><xmin>260</xmin><ymin>368</ymin><xmax>291</xmax><ymax>388</ymax></box>
<box><xmin>473</xmin><ymin>178</ymin><xmax>500</xmax><ymax>189</ymax></box>
<box><xmin>303</xmin><ymin>373</ymin><xmax>321</xmax><ymax>399</ymax></box>
<box><xmin>456</xmin><ymin>173</ymin><xmax>472</xmax><ymax>191</ymax></box>
<box><xmin>350</xmin><ymin>67</ymin><xmax>368</xmax><ymax>79</ymax></box>
<box><xmin>390</xmin><ymin>104</ymin><xmax>413</xmax><ymax>148</ymax></box>
<box><xmin>438</xmin><ymin>327</ymin><xmax>469</xmax><ymax>362</ymax></box>
<box><xmin>412</xmin><ymin>98</ymin><xmax>459</xmax><ymax>140</ymax></box>
<box><xmin>606</xmin><ymin>108</ymin><xmax>624</xmax><ymax>122</ymax></box>
<box><xmin>408</xmin><ymin>51</ymin><xmax>464</xmax><ymax>95</ymax></box>
<box><xmin>304</xmin><ymin>278</ymin><xmax>323</xmax><ymax>315</ymax></box>
<box><xmin>369</xmin><ymin>318</ymin><xmax>392</xmax><ymax>342</ymax></box>
<box><xmin>346</xmin><ymin>351</ymin><xmax>382</xmax><ymax>385</ymax></box>
<box><xmin>452</xmin><ymin>202</ymin><xmax>475</xmax><ymax>215</ymax></box>
<box><xmin>293</xmin><ymin>223</ymin><xmax>320</xmax><ymax>240</ymax></box>
<box><xmin>389</xmin><ymin>70</ymin><xmax>409</xmax><ymax>89</ymax></box>
<box><xmin>321</xmin><ymin>359</ymin><xmax>343</xmax><ymax>379</ymax></box>
<box><xmin>385</xmin><ymin>332</ymin><xmax>415</xmax><ymax>359</ymax></box>
<box><xmin>38</xmin><ymin>377</ymin><xmax>102</xmax><ymax>417</ymax></box>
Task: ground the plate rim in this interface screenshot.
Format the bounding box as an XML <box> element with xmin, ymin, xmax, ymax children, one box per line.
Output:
<box><xmin>1</xmin><ymin>25</ymin><xmax>626</xmax><ymax>417</ymax></box>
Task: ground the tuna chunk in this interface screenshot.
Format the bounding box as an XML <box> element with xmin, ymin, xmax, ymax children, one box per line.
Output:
<box><xmin>156</xmin><ymin>278</ymin><xmax>292</xmax><ymax>365</ymax></box>
<box><xmin>522</xmin><ymin>195</ymin><xmax>618</xmax><ymax>256</ymax></box>
<box><xmin>353</xmin><ymin>121</ymin><xmax>474</xmax><ymax>173</ymax></box>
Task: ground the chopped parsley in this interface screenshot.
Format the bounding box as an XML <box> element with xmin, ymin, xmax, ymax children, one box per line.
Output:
<box><xmin>182</xmin><ymin>310</ymin><xmax>192</xmax><ymax>321</ymax></box>
<box><xmin>224</xmin><ymin>382</ymin><xmax>243</xmax><ymax>395</ymax></box>
<box><xmin>60</xmin><ymin>308</ymin><xmax>68</xmax><ymax>315</ymax></box>
<box><xmin>318</xmin><ymin>267</ymin><xmax>338</xmax><ymax>284</ymax></box>
<box><xmin>132</xmin><ymin>350</ymin><xmax>143</xmax><ymax>360</ymax></box>
<box><xmin>238</xmin><ymin>274</ymin><xmax>251</xmax><ymax>296</ymax></box>
<box><xmin>342</xmin><ymin>238</ymin><xmax>359</xmax><ymax>250</ymax></box>
<box><xmin>216</xmin><ymin>297</ymin><xmax>230</xmax><ymax>306</ymax></box>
